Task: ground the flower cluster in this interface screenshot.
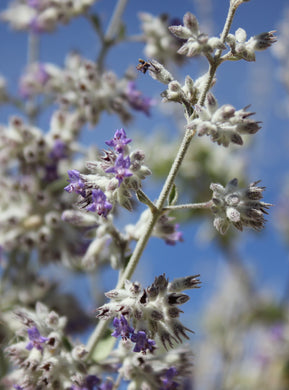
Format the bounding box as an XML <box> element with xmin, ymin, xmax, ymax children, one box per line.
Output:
<box><xmin>3</xmin><ymin>302</ymin><xmax>111</xmax><ymax>390</ymax></box>
<box><xmin>0</xmin><ymin>0</ymin><xmax>97</xmax><ymax>32</ymax></box>
<box><xmin>161</xmin><ymin>74</ymin><xmax>215</xmax><ymax>110</ymax></box>
<box><xmin>19</xmin><ymin>54</ymin><xmax>153</xmax><ymax>125</ymax></box>
<box><xmin>226</xmin><ymin>28</ymin><xmax>277</xmax><ymax>62</ymax></box>
<box><xmin>169</xmin><ymin>12</ymin><xmax>226</xmax><ymax>57</ymax></box>
<box><xmin>0</xmin><ymin>114</ymin><xmax>88</xmax><ymax>264</ymax></box>
<box><xmin>114</xmin><ymin>340</ymin><xmax>193</xmax><ymax>389</ymax></box>
<box><xmin>97</xmin><ymin>274</ymin><xmax>201</xmax><ymax>350</ymax></box>
<box><xmin>112</xmin><ymin>316</ymin><xmax>156</xmax><ymax>354</ymax></box>
<box><xmin>65</xmin><ymin>128</ymin><xmax>151</xmax><ymax>215</ymax></box>
<box><xmin>210</xmin><ymin>178</ymin><xmax>272</xmax><ymax>234</ymax></box>
<box><xmin>187</xmin><ymin>93</ymin><xmax>261</xmax><ymax>147</ymax></box>
<box><xmin>68</xmin><ymin>376</ymin><xmax>113</xmax><ymax>390</ymax></box>
<box><xmin>139</xmin><ymin>12</ymin><xmax>185</xmax><ymax>65</ymax></box>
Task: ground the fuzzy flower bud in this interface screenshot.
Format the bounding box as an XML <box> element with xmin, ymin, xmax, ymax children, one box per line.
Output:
<box><xmin>137</xmin><ymin>59</ymin><xmax>174</xmax><ymax>85</ymax></box>
<box><xmin>210</xmin><ymin>178</ymin><xmax>272</xmax><ymax>234</ymax></box>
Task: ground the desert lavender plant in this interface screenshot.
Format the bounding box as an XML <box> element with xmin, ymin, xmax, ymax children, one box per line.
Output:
<box><xmin>0</xmin><ymin>0</ymin><xmax>276</xmax><ymax>389</ymax></box>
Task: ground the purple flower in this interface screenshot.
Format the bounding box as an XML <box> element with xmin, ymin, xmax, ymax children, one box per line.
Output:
<box><xmin>49</xmin><ymin>139</ymin><xmax>67</xmax><ymax>160</ymax></box>
<box><xmin>112</xmin><ymin>315</ymin><xmax>134</xmax><ymax>340</ymax></box>
<box><xmin>165</xmin><ymin>224</ymin><xmax>184</xmax><ymax>246</ymax></box>
<box><xmin>69</xmin><ymin>375</ymin><xmax>101</xmax><ymax>390</ymax></box>
<box><xmin>64</xmin><ymin>170</ymin><xmax>86</xmax><ymax>197</ymax></box>
<box><xmin>44</xmin><ymin>164</ymin><xmax>59</xmax><ymax>182</ymax></box>
<box><xmin>28</xmin><ymin>0</ymin><xmax>41</xmax><ymax>8</ymax></box>
<box><xmin>270</xmin><ymin>324</ymin><xmax>284</xmax><ymax>342</ymax></box>
<box><xmin>112</xmin><ymin>316</ymin><xmax>155</xmax><ymax>354</ymax></box>
<box><xmin>37</xmin><ymin>63</ymin><xmax>50</xmax><ymax>85</ymax></box>
<box><xmin>13</xmin><ymin>386</ymin><xmax>24</xmax><ymax>390</ymax></box>
<box><xmin>29</xmin><ymin>16</ymin><xmax>43</xmax><ymax>34</ymax></box>
<box><xmin>25</xmin><ymin>326</ymin><xmax>48</xmax><ymax>352</ymax></box>
<box><xmin>126</xmin><ymin>81</ymin><xmax>153</xmax><ymax>116</ymax></box>
<box><xmin>105</xmin><ymin>129</ymin><xmax>132</xmax><ymax>153</ymax></box>
<box><xmin>131</xmin><ymin>330</ymin><xmax>156</xmax><ymax>353</ymax></box>
<box><xmin>83</xmin><ymin>375</ymin><xmax>101</xmax><ymax>390</ymax></box>
<box><xmin>86</xmin><ymin>189</ymin><xmax>112</xmax><ymax>217</ymax></box>
<box><xmin>160</xmin><ymin>367</ymin><xmax>179</xmax><ymax>389</ymax></box>
<box><xmin>105</xmin><ymin>154</ymin><xmax>132</xmax><ymax>186</ymax></box>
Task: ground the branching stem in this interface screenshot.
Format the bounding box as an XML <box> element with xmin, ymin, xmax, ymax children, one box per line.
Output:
<box><xmin>198</xmin><ymin>1</ymin><xmax>238</xmax><ymax>107</ymax></box>
<box><xmin>163</xmin><ymin>200</ymin><xmax>213</xmax><ymax>211</ymax></box>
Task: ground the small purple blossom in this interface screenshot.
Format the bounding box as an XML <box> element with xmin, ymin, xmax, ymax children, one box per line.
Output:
<box><xmin>29</xmin><ymin>16</ymin><xmax>43</xmax><ymax>34</ymax></box>
<box><xmin>130</xmin><ymin>330</ymin><xmax>156</xmax><ymax>353</ymax></box>
<box><xmin>111</xmin><ymin>315</ymin><xmax>134</xmax><ymax>340</ymax></box>
<box><xmin>64</xmin><ymin>169</ymin><xmax>86</xmax><ymax>197</ymax></box>
<box><xmin>28</xmin><ymin>0</ymin><xmax>41</xmax><ymax>9</ymax></box>
<box><xmin>25</xmin><ymin>326</ymin><xmax>48</xmax><ymax>352</ymax></box>
<box><xmin>105</xmin><ymin>154</ymin><xmax>132</xmax><ymax>186</ymax></box>
<box><xmin>105</xmin><ymin>128</ymin><xmax>132</xmax><ymax>153</ymax></box>
<box><xmin>165</xmin><ymin>224</ymin><xmax>184</xmax><ymax>246</ymax></box>
<box><xmin>70</xmin><ymin>375</ymin><xmax>101</xmax><ymax>390</ymax></box>
<box><xmin>86</xmin><ymin>189</ymin><xmax>112</xmax><ymax>217</ymax></box>
<box><xmin>160</xmin><ymin>367</ymin><xmax>179</xmax><ymax>389</ymax></box>
<box><xmin>270</xmin><ymin>324</ymin><xmax>284</xmax><ymax>342</ymax></box>
<box><xmin>44</xmin><ymin>164</ymin><xmax>59</xmax><ymax>182</ymax></box>
<box><xmin>82</xmin><ymin>375</ymin><xmax>101</xmax><ymax>390</ymax></box>
<box><xmin>126</xmin><ymin>81</ymin><xmax>153</xmax><ymax>116</ymax></box>
<box><xmin>37</xmin><ymin>63</ymin><xmax>50</xmax><ymax>84</ymax></box>
<box><xmin>112</xmin><ymin>316</ymin><xmax>155</xmax><ymax>354</ymax></box>
<box><xmin>49</xmin><ymin>139</ymin><xmax>68</xmax><ymax>160</ymax></box>
<box><xmin>13</xmin><ymin>386</ymin><xmax>24</xmax><ymax>390</ymax></box>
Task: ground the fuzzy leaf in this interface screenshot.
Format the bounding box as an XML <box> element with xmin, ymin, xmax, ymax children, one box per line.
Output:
<box><xmin>91</xmin><ymin>329</ymin><xmax>116</xmax><ymax>362</ymax></box>
<box><xmin>168</xmin><ymin>184</ymin><xmax>178</xmax><ymax>206</ymax></box>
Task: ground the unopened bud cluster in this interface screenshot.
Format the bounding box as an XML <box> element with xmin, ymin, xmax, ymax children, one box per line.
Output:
<box><xmin>169</xmin><ymin>12</ymin><xmax>226</xmax><ymax>57</ymax></box>
<box><xmin>226</xmin><ymin>28</ymin><xmax>277</xmax><ymax>62</ymax></box>
<box><xmin>161</xmin><ymin>74</ymin><xmax>214</xmax><ymax>109</ymax></box>
<box><xmin>97</xmin><ymin>274</ymin><xmax>201</xmax><ymax>350</ymax></box>
<box><xmin>187</xmin><ymin>93</ymin><xmax>261</xmax><ymax>147</ymax></box>
<box><xmin>210</xmin><ymin>178</ymin><xmax>272</xmax><ymax>234</ymax></box>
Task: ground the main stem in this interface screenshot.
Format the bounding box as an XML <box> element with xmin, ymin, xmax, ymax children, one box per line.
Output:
<box><xmin>97</xmin><ymin>0</ymin><xmax>129</xmax><ymax>70</ymax></box>
<box><xmin>26</xmin><ymin>32</ymin><xmax>39</xmax><ymax>124</ymax></box>
<box><xmin>86</xmin><ymin>0</ymin><xmax>240</xmax><ymax>359</ymax></box>
<box><xmin>86</xmin><ymin>128</ymin><xmax>195</xmax><ymax>357</ymax></box>
<box><xmin>105</xmin><ymin>0</ymin><xmax>129</xmax><ymax>41</ymax></box>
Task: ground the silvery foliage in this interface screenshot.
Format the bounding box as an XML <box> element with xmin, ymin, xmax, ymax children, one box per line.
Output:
<box><xmin>0</xmin><ymin>0</ymin><xmax>275</xmax><ymax>389</ymax></box>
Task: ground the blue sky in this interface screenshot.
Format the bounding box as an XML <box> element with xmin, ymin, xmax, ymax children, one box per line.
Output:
<box><xmin>0</xmin><ymin>0</ymin><xmax>289</xmax><ymax>338</ymax></box>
